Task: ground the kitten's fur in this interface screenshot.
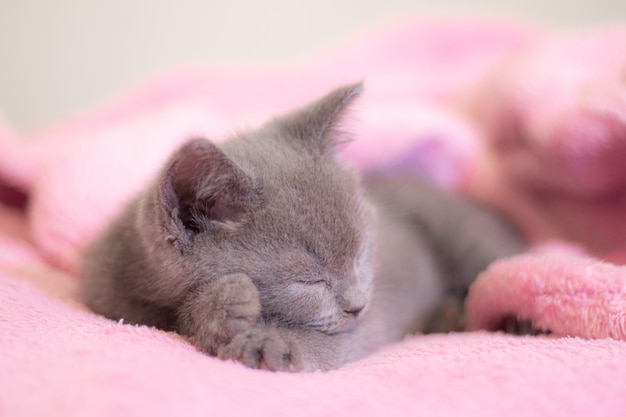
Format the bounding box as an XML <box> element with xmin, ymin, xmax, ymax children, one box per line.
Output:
<box><xmin>82</xmin><ymin>84</ymin><xmax>524</xmax><ymax>371</ymax></box>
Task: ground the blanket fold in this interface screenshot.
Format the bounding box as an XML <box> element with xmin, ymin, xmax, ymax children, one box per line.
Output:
<box><xmin>467</xmin><ymin>254</ymin><xmax>626</xmax><ymax>340</ymax></box>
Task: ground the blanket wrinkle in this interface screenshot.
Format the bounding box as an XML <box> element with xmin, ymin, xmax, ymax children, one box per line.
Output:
<box><xmin>1</xmin><ymin>17</ymin><xmax>626</xmax><ymax>417</ymax></box>
<box><xmin>466</xmin><ymin>254</ymin><xmax>626</xmax><ymax>341</ymax></box>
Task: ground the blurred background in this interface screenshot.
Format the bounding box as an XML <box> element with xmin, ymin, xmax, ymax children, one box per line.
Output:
<box><xmin>1</xmin><ymin>0</ymin><xmax>625</xmax><ymax>132</ymax></box>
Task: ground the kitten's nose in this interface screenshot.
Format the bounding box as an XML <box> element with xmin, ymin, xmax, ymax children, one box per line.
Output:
<box><xmin>340</xmin><ymin>291</ymin><xmax>367</xmax><ymax>317</ymax></box>
<box><xmin>343</xmin><ymin>304</ymin><xmax>365</xmax><ymax>316</ymax></box>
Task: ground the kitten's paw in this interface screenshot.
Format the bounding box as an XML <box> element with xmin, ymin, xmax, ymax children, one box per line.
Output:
<box><xmin>178</xmin><ymin>273</ymin><xmax>261</xmax><ymax>354</ymax></box>
<box><xmin>215</xmin><ymin>273</ymin><xmax>262</xmax><ymax>337</ymax></box>
<box><xmin>500</xmin><ymin>315</ymin><xmax>550</xmax><ymax>336</ymax></box>
<box><xmin>422</xmin><ymin>297</ymin><xmax>467</xmax><ymax>333</ymax></box>
<box><xmin>217</xmin><ymin>326</ymin><xmax>300</xmax><ymax>372</ymax></box>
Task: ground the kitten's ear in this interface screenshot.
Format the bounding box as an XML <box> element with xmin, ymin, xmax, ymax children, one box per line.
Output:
<box><xmin>156</xmin><ymin>139</ymin><xmax>255</xmax><ymax>246</ymax></box>
<box><xmin>280</xmin><ymin>82</ymin><xmax>363</xmax><ymax>155</ymax></box>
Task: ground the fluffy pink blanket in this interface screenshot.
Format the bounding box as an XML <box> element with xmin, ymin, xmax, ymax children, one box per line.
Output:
<box><xmin>2</xmin><ymin>18</ymin><xmax>626</xmax><ymax>416</ymax></box>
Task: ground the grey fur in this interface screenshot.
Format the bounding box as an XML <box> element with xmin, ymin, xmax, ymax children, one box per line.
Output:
<box><xmin>82</xmin><ymin>84</ymin><xmax>524</xmax><ymax>372</ymax></box>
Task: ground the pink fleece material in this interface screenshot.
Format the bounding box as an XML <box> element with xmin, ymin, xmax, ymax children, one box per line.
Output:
<box><xmin>467</xmin><ymin>254</ymin><xmax>626</xmax><ymax>339</ymax></box>
<box><xmin>1</xmin><ymin>18</ymin><xmax>626</xmax><ymax>416</ymax></box>
<box><xmin>2</xmin><ymin>266</ymin><xmax>626</xmax><ymax>417</ymax></box>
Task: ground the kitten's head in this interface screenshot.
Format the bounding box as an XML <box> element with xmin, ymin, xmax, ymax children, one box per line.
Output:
<box><xmin>139</xmin><ymin>83</ymin><xmax>373</xmax><ymax>334</ymax></box>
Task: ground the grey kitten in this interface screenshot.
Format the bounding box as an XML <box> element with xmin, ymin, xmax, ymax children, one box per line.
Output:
<box><xmin>81</xmin><ymin>84</ymin><xmax>524</xmax><ymax>372</ymax></box>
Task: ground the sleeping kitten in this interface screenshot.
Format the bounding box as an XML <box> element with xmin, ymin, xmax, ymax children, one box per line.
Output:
<box><xmin>81</xmin><ymin>84</ymin><xmax>524</xmax><ymax>371</ymax></box>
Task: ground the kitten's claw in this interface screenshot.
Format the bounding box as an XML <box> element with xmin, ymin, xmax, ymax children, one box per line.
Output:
<box><xmin>217</xmin><ymin>326</ymin><xmax>300</xmax><ymax>372</ymax></box>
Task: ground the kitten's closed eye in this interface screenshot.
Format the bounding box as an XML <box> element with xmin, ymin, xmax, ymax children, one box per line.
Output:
<box><xmin>296</xmin><ymin>277</ymin><xmax>331</xmax><ymax>287</ymax></box>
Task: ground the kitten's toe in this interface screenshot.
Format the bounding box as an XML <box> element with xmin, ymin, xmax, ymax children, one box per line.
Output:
<box><xmin>217</xmin><ymin>326</ymin><xmax>298</xmax><ymax>372</ymax></box>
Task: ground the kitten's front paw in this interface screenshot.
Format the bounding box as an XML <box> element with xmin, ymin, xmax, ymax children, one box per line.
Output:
<box><xmin>217</xmin><ymin>326</ymin><xmax>301</xmax><ymax>372</ymax></box>
<box><xmin>178</xmin><ymin>273</ymin><xmax>261</xmax><ymax>354</ymax></box>
<box><xmin>215</xmin><ymin>273</ymin><xmax>262</xmax><ymax>336</ymax></box>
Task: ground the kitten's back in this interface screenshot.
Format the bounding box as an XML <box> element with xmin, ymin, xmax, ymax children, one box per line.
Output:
<box><xmin>363</xmin><ymin>172</ymin><xmax>525</xmax><ymax>335</ymax></box>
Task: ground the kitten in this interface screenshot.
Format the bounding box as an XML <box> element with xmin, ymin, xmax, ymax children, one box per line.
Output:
<box><xmin>81</xmin><ymin>84</ymin><xmax>524</xmax><ymax>371</ymax></box>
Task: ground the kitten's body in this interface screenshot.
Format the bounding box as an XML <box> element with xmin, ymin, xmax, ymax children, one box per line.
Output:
<box><xmin>82</xmin><ymin>84</ymin><xmax>523</xmax><ymax>371</ymax></box>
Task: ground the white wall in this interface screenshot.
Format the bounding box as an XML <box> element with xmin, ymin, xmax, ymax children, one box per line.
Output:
<box><xmin>1</xmin><ymin>0</ymin><xmax>625</xmax><ymax>131</ymax></box>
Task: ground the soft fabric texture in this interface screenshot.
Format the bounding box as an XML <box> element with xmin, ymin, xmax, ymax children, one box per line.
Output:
<box><xmin>1</xmin><ymin>17</ymin><xmax>626</xmax><ymax>416</ymax></box>
<box><xmin>466</xmin><ymin>27</ymin><xmax>626</xmax><ymax>259</ymax></box>
<box><xmin>467</xmin><ymin>254</ymin><xmax>626</xmax><ymax>339</ymax></box>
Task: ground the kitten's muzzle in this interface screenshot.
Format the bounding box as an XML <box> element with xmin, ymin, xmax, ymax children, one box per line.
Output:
<box><xmin>338</xmin><ymin>290</ymin><xmax>368</xmax><ymax>317</ymax></box>
<box><xmin>303</xmin><ymin>302</ymin><xmax>368</xmax><ymax>335</ymax></box>
<box><xmin>326</xmin><ymin>301</ymin><xmax>369</xmax><ymax>334</ymax></box>
<box><xmin>343</xmin><ymin>304</ymin><xmax>365</xmax><ymax>317</ymax></box>
<box><xmin>331</xmin><ymin>310</ymin><xmax>365</xmax><ymax>334</ymax></box>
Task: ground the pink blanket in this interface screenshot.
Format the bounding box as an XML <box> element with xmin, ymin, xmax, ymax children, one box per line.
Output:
<box><xmin>1</xmin><ymin>18</ymin><xmax>626</xmax><ymax>416</ymax></box>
